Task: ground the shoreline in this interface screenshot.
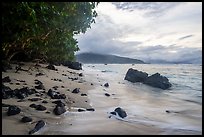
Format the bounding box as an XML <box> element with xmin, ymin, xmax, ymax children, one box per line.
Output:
<box><xmin>41</xmin><ymin>64</ymin><xmax>201</xmax><ymax>135</ymax></box>
<box><xmin>2</xmin><ymin>62</ymin><xmax>202</xmax><ymax>135</ymax></box>
<box><xmin>38</xmin><ymin>67</ymin><xmax>162</xmax><ymax>135</ymax></box>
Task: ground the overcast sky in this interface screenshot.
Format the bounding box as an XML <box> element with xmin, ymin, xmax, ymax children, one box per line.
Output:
<box><xmin>75</xmin><ymin>2</ymin><xmax>202</xmax><ymax>63</ymax></box>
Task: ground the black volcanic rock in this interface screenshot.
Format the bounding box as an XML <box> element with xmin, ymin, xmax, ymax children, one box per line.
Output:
<box><xmin>15</xmin><ymin>87</ymin><xmax>35</xmax><ymax>99</ymax></box>
<box><xmin>81</xmin><ymin>93</ymin><xmax>87</xmax><ymax>96</ymax></box>
<box><xmin>7</xmin><ymin>105</ymin><xmax>21</xmax><ymax>116</ymax></box>
<box><xmin>62</xmin><ymin>61</ymin><xmax>82</xmax><ymax>70</ymax></box>
<box><xmin>15</xmin><ymin>92</ymin><xmax>27</xmax><ymax>99</ymax></box>
<box><xmin>110</xmin><ymin>111</ymin><xmax>116</xmax><ymax>115</ymax></box>
<box><xmin>72</xmin><ymin>88</ymin><xmax>80</xmax><ymax>94</ymax></box>
<box><xmin>34</xmin><ymin>80</ymin><xmax>43</xmax><ymax>85</ymax></box>
<box><xmin>35</xmin><ymin>105</ymin><xmax>46</xmax><ymax>111</ymax></box>
<box><xmin>53</xmin><ymin>105</ymin><xmax>66</xmax><ymax>115</ymax></box>
<box><xmin>105</xmin><ymin>93</ymin><xmax>110</xmax><ymax>97</ymax></box>
<box><xmin>35</xmin><ymin>84</ymin><xmax>45</xmax><ymax>90</ymax></box>
<box><xmin>2</xmin><ymin>84</ymin><xmax>14</xmax><ymax>99</ymax></box>
<box><xmin>21</xmin><ymin>116</ymin><xmax>32</xmax><ymax>123</ymax></box>
<box><xmin>47</xmin><ymin>89</ymin><xmax>65</xmax><ymax>99</ymax></box>
<box><xmin>104</xmin><ymin>83</ymin><xmax>109</xmax><ymax>87</ymax></box>
<box><xmin>46</xmin><ymin>64</ymin><xmax>57</xmax><ymax>71</ymax></box>
<box><xmin>59</xmin><ymin>94</ymin><xmax>66</xmax><ymax>99</ymax></box>
<box><xmin>29</xmin><ymin>104</ymin><xmax>37</xmax><ymax>108</ymax></box>
<box><xmin>52</xmin><ymin>86</ymin><xmax>58</xmax><ymax>90</ymax></box>
<box><xmin>47</xmin><ymin>89</ymin><xmax>56</xmax><ymax>98</ymax></box>
<box><xmin>86</xmin><ymin>108</ymin><xmax>95</xmax><ymax>111</ymax></box>
<box><xmin>124</xmin><ymin>68</ymin><xmax>172</xmax><ymax>90</ymax></box>
<box><xmin>124</xmin><ymin>68</ymin><xmax>148</xmax><ymax>83</ymax></box>
<box><xmin>114</xmin><ymin>107</ymin><xmax>127</xmax><ymax>118</ymax></box>
<box><xmin>144</xmin><ymin>73</ymin><xmax>172</xmax><ymax>90</ymax></box>
<box><xmin>76</xmin><ymin>53</ymin><xmax>146</xmax><ymax>64</ymax></box>
<box><xmin>2</xmin><ymin>76</ymin><xmax>11</xmax><ymax>83</ymax></box>
<box><xmin>29</xmin><ymin>120</ymin><xmax>45</xmax><ymax>135</ymax></box>
<box><xmin>52</xmin><ymin>100</ymin><xmax>65</xmax><ymax>107</ymax></box>
<box><xmin>78</xmin><ymin>108</ymin><xmax>86</xmax><ymax>112</ymax></box>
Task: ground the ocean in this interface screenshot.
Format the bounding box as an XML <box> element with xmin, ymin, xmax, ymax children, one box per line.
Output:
<box><xmin>84</xmin><ymin>64</ymin><xmax>202</xmax><ymax>105</ymax></box>
<box><xmin>42</xmin><ymin>64</ymin><xmax>202</xmax><ymax>135</ymax></box>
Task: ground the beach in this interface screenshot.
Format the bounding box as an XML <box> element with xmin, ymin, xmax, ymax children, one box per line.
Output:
<box><xmin>2</xmin><ymin>62</ymin><xmax>93</xmax><ymax>135</ymax></box>
<box><xmin>2</xmin><ymin>62</ymin><xmax>202</xmax><ymax>135</ymax></box>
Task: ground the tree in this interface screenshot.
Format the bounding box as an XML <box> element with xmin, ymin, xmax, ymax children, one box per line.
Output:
<box><xmin>2</xmin><ymin>2</ymin><xmax>98</xmax><ymax>62</ymax></box>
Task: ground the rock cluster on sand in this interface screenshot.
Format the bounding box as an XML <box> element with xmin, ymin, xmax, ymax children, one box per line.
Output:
<box><xmin>2</xmin><ymin>61</ymin><xmax>94</xmax><ymax>135</ymax></box>
<box><xmin>47</xmin><ymin>89</ymin><xmax>66</xmax><ymax>99</ymax></box>
<box><xmin>46</xmin><ymin>61</ymin><xmax>82</xmax><ymax>70</ymax></box>
<box><xmin>124</xmin><ymin>68</ymin><xmax>172</xmax><ymax>90</ymax></box>
<box><xmin>2</xmin><ymin>85</ymin><xmax>36</xmax><ymax>99</ymax></box>
<box><xmin>61</xmin><ymin>61</ymin><xmax>82</xmax><ymax>70</ymax></box>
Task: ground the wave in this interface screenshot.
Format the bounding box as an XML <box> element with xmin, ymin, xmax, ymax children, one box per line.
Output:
<box><xmin>108</xmin><ymin>112</ymin><xmax>202</xmax><ymax>134</ymax></box>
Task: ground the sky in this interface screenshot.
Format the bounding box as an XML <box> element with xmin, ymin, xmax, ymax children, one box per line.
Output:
<box><xmin>75</xmin><ymin>2</ymin><xmax>202</xmax><ymax>63</ymax></box>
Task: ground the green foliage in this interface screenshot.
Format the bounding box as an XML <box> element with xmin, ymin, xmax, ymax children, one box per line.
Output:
<box><xmin>2</xmin><ymin>2</ymin><xmax>98</xmax><ymax>62</ymax></box>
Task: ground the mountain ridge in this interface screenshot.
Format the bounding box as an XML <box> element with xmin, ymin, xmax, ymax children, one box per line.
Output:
<box><xmin>76</xmin><ymin>52</ymin><xmax>146</xmax><ymax>64</ymax></box>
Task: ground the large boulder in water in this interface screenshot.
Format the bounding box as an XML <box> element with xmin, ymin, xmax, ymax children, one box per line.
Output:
<box><xmin>62</xmin><ymin>61</ymin><xmax>82</xmax><ymax>70</ymax></box>
<box><xmin>124</xmin><ymin>68</ymin><xmax>172</xmax><ymax>90</ymax></box>
<box><xmin>124</xmin><ymin>68</ymin><xmax>148</xmax><ymax>83</ymax></box>
<box><xmin>144</xmin><ymin>73</ymin><xmax>172</xmax><ymax>90</ymax></box>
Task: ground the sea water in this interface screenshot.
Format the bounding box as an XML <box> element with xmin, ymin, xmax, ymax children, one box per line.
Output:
<box><xmin>84</xmin><ymin>64</ymin><xmax>202</xmax><ymax>104</ymax></box>
<box><xmin>42</xmin><ymin>64</ymin><xmax>202</xmax><ymax>135</ymax></box>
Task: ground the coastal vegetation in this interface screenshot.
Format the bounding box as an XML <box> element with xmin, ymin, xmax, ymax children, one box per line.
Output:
<box><xmin>2</xmin><ymin>2</ymin><xmax>98</xmax><ymax>63</ymax></box>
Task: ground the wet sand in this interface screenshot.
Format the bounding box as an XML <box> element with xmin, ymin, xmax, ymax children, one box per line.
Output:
<box><xmin>41</xmin><ymin>65</ymin><xmax>201</xmax><ymax>135</ymax></box>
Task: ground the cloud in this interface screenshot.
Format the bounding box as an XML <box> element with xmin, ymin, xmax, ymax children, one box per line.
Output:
<box><xmin>134</xmin><ymin>45</ymin><xmax>202</xmax><ymax>63</ymax></box>
<box><xmin>178</xmin><ymin>35</ymin><xmax>194</xmax><ymax>40</ymax></box>
<box><xmin>75</xmin><ymin>2</ymin><xmax>202</xmax><ymax>64</ymax></box>
<box><xmin>112</xmin><ymin>2</ymin><xmax>182</xmax><ymax>17</ymax></box>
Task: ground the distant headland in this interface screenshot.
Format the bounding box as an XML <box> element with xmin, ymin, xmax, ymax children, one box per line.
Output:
<box><xmin>76</xmin><ymin>52</ymin><xmax>146</xmax><ymax>64</ymax></box>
